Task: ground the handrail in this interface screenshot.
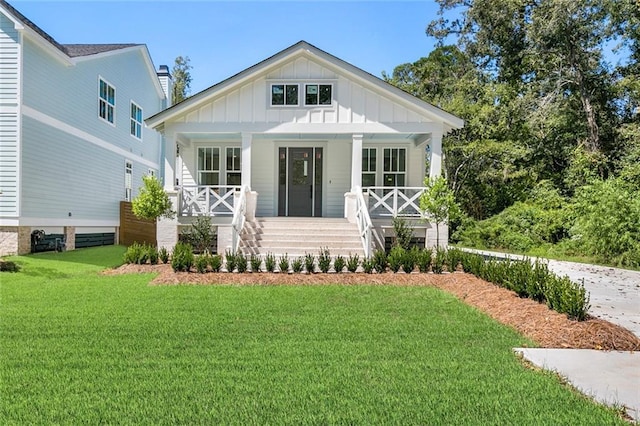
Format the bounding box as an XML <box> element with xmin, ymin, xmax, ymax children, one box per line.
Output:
<box><xmin>364</xmin><ymin>186</ymin><xmax>426</xmax><ymax>218</ymax></box>
<box><xmin>231</xmin><ymin>186</ymin><xmax>248</xmax><ymax>255</ymax></box>
<box><xmin>178</xmin><ymin>185</ymin><xmax>242</xmax><ymax>217</ymax></box>
<box><xmin>355</xmin><ymin>187</ymin><xmax>377</xmax><ymax>258</ymax></box>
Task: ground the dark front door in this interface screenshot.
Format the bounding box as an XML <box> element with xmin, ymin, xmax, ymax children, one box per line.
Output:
<box><xmin>288</xmin><ymin>148</ymin><xmax>314</xmax><ymax>216</ymax></box>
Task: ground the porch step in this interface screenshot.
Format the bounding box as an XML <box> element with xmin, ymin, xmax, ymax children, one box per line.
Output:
<box><xmin>239</xmin><ymin>217</ymin><xmax>365</xmax><ymax>258</ymax></box>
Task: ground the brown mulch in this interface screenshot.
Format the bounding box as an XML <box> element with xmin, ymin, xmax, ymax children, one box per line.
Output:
<box><xmin>104</xmin><ymin>264</ymin><xmax>640</xmax><ymax>351</ymax></box>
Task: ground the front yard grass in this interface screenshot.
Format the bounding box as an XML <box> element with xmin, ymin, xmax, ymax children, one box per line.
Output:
<box><xmin>0</xmin><ymin>246</ymin><xmax>627</xmax><ymax>424</ymax></box>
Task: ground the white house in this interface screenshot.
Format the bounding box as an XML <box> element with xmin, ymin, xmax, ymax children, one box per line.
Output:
<box><xmin>0</xmin><ymin>0</ymin><xmax>170</xmax><ymax>255</ymax></box>
<box><xmin>147</xmin><ymin>41</ymin><xmax>463</xmax><ymax>257</ymax></box>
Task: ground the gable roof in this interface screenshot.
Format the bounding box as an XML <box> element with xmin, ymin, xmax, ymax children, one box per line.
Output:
<box><xmin>147</xmin><ymin>40</ymin><xmax>464</xmax><ymax>131</ymax></box>
<box><xmin>0</xmin><ymin>1</ymin><xmax>143</xmax><ymax>58</ymax></box>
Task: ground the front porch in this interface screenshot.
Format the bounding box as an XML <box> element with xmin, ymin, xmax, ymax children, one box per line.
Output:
<box><xmin>158</xmin><ymin>184</ymin><xmax>446</xmax><ymax>257</ymax></box>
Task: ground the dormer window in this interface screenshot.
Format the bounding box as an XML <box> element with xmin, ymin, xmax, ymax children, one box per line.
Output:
<box><xmin>271</xmin><ymin>84</ymin><xmax>298</xmax><ymax>106</ymax></box>
<box><xmin>305</xmin><ymin>84</ymin><xmax>332</xmax><ymax>105</ymax></box>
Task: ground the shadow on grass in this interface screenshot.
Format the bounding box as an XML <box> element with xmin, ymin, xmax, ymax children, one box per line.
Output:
<box><xmin>6</xmin><ymin>246</ymin><xmax>127</xmax><ymax>274</ymax></box>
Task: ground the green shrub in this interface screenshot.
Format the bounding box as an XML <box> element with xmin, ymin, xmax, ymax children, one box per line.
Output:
<box><xmin>225</xmin><ymin>250</ymin><xmax>237</xmax><ymax>273</ymax></box>
<box><xmin>346</xmin><ymin>253</ymin><xmax>360</xmax><ymax>273</ymax></box>
<box><xmin>123</xmin><ymin>243</ymin><xmax>142</xmax><ymax>264</ymax></box>
<box><xmin>362</xmin><ymin>258</ymin><xmax>374</xmax><ymax>274</ymax></box>
<box><xmin>236</xmin><ymin>252</ymin><xmax>248</xmax><ymax>273</ymax></box>
<box><xmin>181</xmin><ymin>216</ymin><xmax>216</xmax><ymax>254</ymax></box>
<box><xmin>250</xmin><ymin>254</ymin><xmax>262</xmax><ymax>273</ymax></box>
<box><xmin>388</xmin><ymin>246</ymin><xmax>404</xmax><ymax>273</ymax></box>
<box><xmin>195</xmin><ymin>254</ymin><xmax>209</xmax><ymax>273</ymax></box>
<box><xmin>304</xmin><ymin>253</ymin><xmax>316</xmax><ymax>274</ymax></box>
<box><xmin>392</xmin><ymin>217</ymin><xmax>414</xmax><ymax>250</ymax></box>
<box><xmin>402</xmin><ymin>247</ymin><xmax>419</xmax><ymax>273</ymax></box>
<box><xmin>0</xmin><ymin>260</ymin><xmax>20</xmax><ymax>273</ymax></box>
<box><xmin>416</xmin><ymin>249</ymin><xmax>431</xmax><ymax>273</ymax></box>
<box><xmin>210</xmin><ymin>254</ymin><xmax>222</xmax><ymax>272</ymax></box>
<box><xmin>432</xmin><ymin>247</ymin><xmax>446</xmax><ymax>274</ymax></box>
<box><xmin>148</xmin><ymin>246</ymin><xmax>159</xmax><ymax>265</ymax></box>
<box><xmin>332</xmin><ymin>255</ymin><xmax>345</xmax><ymax>273</ymax></box>
<box><xmin>265</xmin><ymin>253</ymin><xmax>276</xmax><ymax>273</ymax></box>
<box><xmin>447</xmin><ymin>248</ymin><xmax>464</xmax><ymax>272</ymax></box>
<box><xmin>372</xmin><ymin>249</ymin><xmax>387</xmax><ymax>274</ymax></box>
<box><xmin>158</xmin><ymin>246</ymin><xmax>169</xmax><ymax>264</ymax></box>
<box><xmin>278</xmin><ymin>255</ymin><xmax>290</xmax><ymax>273</ymax></box>
<box><xmin>291</xmin><ymin>257</ymin><xmax>304</xmax><ymax>273</ymax></box>
<box><xmin>318</xmin><ymin>247</ymin><xmax>331</xmax><ymax>273</ymax></box>
<box><xmin>171</xmin><ymin>242</ymin><xmax>194</xmax><ymax>272</ymax></box>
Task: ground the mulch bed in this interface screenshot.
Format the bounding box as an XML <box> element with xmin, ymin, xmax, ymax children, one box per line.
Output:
<box><xmin>104</xmin><ymin>264</ymin><xmax>640</xmax><ymax>351</ymax></box>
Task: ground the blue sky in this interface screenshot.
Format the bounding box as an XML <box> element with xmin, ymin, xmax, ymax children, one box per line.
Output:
<box><xmin>11</xmin><ymin>1</ymin><xmax>452</xmax><ymax>94</ymax></box>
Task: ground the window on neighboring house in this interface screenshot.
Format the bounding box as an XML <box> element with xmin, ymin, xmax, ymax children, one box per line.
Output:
<box><xmin>130</xmin><ymin>102</ymin><xmax>142</xmax><ymax>139</ymax></box>
<box><xmin>305</xmin><ymin>84</ymin><xmax>332</xmax><ymax>105</ymax></box>
<box><xmin>148</xmin><ymin>169</ymin><xmax>156</xmax><ymax>177</ymax></box>
<box><xmin>362</xmin><ymin>148</ymin><xmax>377</xmax><ymax>187</ymax></box>
<box><xmin>226</xmin><ymin>147</ymin><xmax>241</xmax><ymax>186</ymax></box>
<box><xmin>99</xmin><ymin>78</ymin><xmax>115</xmax><ymax>124</ymax></box>
<box><xmin>197</xmin><ymin>147</ymin><xmax>220</xmax><ymax>185</ymax></box>
<box><xmin>125</xmin><ymin>160</ymin><xmax>133</xmax><ymax>201</ymax></box>
<box><xmin>271</xmin><ymin>84</ymin><xmax>299</xmax><ymax>106</ymax></box>
<box><xmin>383</xmin><ymin>148</ymin><xmax>406</xmax><ymax>187</ymax></box>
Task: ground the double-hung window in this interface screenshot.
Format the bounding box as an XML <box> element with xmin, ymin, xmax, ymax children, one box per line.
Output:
<box><xmin>197</xmin><ymin>147</ymin><xmax>220</xmax><ymax>185</ymax></box>
<box><xmin>130</xmin><ymin>102</ymin><xmax>143</xmax><ymax>139</ymax></box>
<box><xmin>99</xmin><ymin>78</ymin><xmax>115</xmax><ymax>124</ymax></box>
<box><xmin>362</xmin><ymin>148</ymin><xmax>377</xmax><ymax>187</ymax></box>
<box><xmin>271</xmin><ymin>84</ymin><xmax>299</xmax><ymax>106</ymax></box>
<box><xmin>124</xmin><ymin>160</ymin><xmax>133</xmax><ymax>201</ymax></box>
<box><xmin>383</xmin><ymin>148</ymin><xmax>406</xmax><ymax>187</ymax></box>
<box><xmin>226</xmin><ymin>147</ymin><xmax>241</xmax><ymax>185</ymax></box>
<box><xmin>305</xmin><ymin>84</ymin><xmax>332</xmax><ymax>105</ymax></box>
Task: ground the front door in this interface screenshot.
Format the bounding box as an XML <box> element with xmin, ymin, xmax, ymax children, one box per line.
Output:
<box><xmin>278</xmin><ymin>147</ymin><xmax>323</xmax><ymax>216</ymax></box>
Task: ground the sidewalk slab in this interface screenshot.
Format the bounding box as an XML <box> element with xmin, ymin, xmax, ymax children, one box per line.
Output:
<box><xmin>515</xmin><ymin>348</ymin><xmax>640</xmax><ymax>422</ymax></box>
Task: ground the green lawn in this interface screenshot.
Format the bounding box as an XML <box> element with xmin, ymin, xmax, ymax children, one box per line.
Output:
<box><xmin>0</xmin><ymin>247</ymin><xmax>626</xmax><ymax>424</ymax></box>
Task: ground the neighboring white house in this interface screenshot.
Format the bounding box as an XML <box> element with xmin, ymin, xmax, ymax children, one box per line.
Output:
<box><xmin>146</xmin><ymin>41</ymin><xmax>464</xmax><ymax>256</ymax></box>
<box><xmin>0</xmin><ymin>0</ymin><xmax>170</xmax><ymax>255</ymax></box>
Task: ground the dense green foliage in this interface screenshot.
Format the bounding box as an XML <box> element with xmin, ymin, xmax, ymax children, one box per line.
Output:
<box><xmin>131</xmin><ymin>175</ymin><xmax>174</xmax><ymax>222</ymax></box>
<box><xmin>171</xmin><ymin>55</ymin><xmax>192</xmax><ymax>104</ymax></box>
<box><xmin>385</xmin><ymin>0</ymin><xmax>639</xmax><ymax>267</ymax></box>
<box><xmin>1</xmin><ymin>247</ymin><xmax>625</xmax><ymax>424</ymax></box>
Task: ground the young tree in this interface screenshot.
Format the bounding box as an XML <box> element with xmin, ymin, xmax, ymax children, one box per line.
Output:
<box><xmin>420</xmin><ymin>176</ymin><xmax>461</xmax><ymax>247</ymax></box>
<box><xmin>132</xmin><ymin>175</ymin><xmax>175</xmax><ymax>221</ymax></box>
<box><xmin>171</xmin><ymin>56</ymin><xmax>192</xmax><ymax>104</ymax></box>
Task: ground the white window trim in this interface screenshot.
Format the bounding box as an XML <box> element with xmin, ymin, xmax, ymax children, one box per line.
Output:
<box><xmin>130</xmin><ymin>100</ymin><xmax>143</xmax><ymax>140</ymax></box>
<box><xmin>197</xmin><ymin>146</ymin><xmax>221</xmax><ymax>186</ymax></box>
<box><xmin>225</xmin><ymin>146</ymin><xmax>242</xmax><ymax>186</ymax></box>
<box><xmin>362</xmin><ymin>147</ymin><xmax>377</xmax><ymax>187</ymax></box>
<box><xmin>124</xmin><ymin>160</ymin><xmax>133</xmax><ymax>201</ymax></box>
<box><xmin>304</xmin><ymin>83</ymin><xmax>333</xmax><ymax>107</ymax></box>
<box><xmin>147</xmin><ymin>168</ymin><xmax>156</xmax><ymax>177</ymax></box>
<box><xmin>98</xmin><ymin>76</ymin><xmax>116</xmax><ymax>126</ymax></box>
<box><xmin>269</xmin><ymin>83</ymin><xmax>300</xmax><ymax>107</ymax></box>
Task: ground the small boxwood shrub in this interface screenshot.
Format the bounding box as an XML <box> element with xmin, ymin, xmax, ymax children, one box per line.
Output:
<box><xmin>265</xmin><ymin>253</ymin><xmax>276</xmax><ymax>273</ymax></box>
<box><xmin>250</xmin><ymin>254</ymin><xmax>262</xmax><ymax>273</ymax></box>
<box><xmin>278</xmin><ymin>255</ymin><xmax>290</xmax><ymax>273</ymax></box>
<box><xmin>291</xmin><ymin>257</ymin><xmax>304</xmax><ymax>273</ymax></box>
<box><xmin>210</xmin><ymin>254</ymin><xmax>222</xmax><ymax>272</ymax></box>
<box><xmin>372</xmin><ymin>249</ymin><xmax>387</xmax><ymax>274</ymax></box>
<box><xmin>236</xmin><ymin>252</ymin><xmax>248</xmax><ymax>273</ymax></box>
<box><xmin>171</xmin><ymin>242</ymin><xmax>194</xmax><ymax>272</ymax></box>
<box><xmin>362</xmin><ymin>258</ymin><xmax>374</xmax><ymax>274</ymax></box>
<box><xmin>402</xmin><ymin>247</ymin><xmax>418</xmax><ymax>273</ymax></box>
<box><xmin>224</xmin><ymin>250</ymin><xmax>237</xmax><ymax>273</ymax></box>
<box><xmin>158</xmin><ymin>246</ymin><xmax>169</xmax><ymax>264</ymax></box>
<box><xmin>416</xmin><ymin>249</ymin><xmax>431</xmax><ymax>273</ymax></box>
<box><xmin>346</xmin><ymin>253</ymin><xmax>360</xmax><ymax>273</ymax></box>
<box><xmin>333</xmin><ymin>255</ymin><xmax>346</xmax><ymax>273</ymax></box>
<box><xmin>432</xmin><ymin>247</ymin><xmax>446</xmax><ymax>274</ymax></box>
<box><xmin>148</xmin><ymin>246</ymin><xmax>159</xmax><ymax>265</ymax></box>
<box><xmin>195</xmin><ymin>254</ymin><xmax>209</xmax><ymax>273</ymax></box>
<box><xmin>304</xmin><ymin>253</ymin><xmax>315</xmax><ymax>274</ymax></box>
<box><xmin>318</xmin><ymin>248</ymin><xmax>331</xmax><ymax>273</ymax></box>
<box><xmin>388</xmin><ymin>246</ymin><xmax>404</xmax><ymax>273</ymax></box>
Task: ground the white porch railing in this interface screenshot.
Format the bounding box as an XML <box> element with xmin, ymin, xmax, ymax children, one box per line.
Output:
<box><xmin>355</xmin><ymin>187</ymin><xmax>374</xmax><ymax>258</ymax></box>
<box><xmin>231</xmin><ymin>186</ymin><xmax>249</xmax><ymax>254</ymax></box>
<box><xmin>365</xmin><ymin>187</ymin><xmax>425</xmax><ymax>218</ymax></box>
<box><xmin>178</xmin><ymin>185</ymin><xmax>242</xmax><ymax>216</ymax></box>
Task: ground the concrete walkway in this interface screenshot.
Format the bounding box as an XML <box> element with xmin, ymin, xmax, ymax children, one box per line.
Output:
<box><xmin>458</xmin><ymin>248</ymin><xmax>640</xmax><ymax>421</ymax></box>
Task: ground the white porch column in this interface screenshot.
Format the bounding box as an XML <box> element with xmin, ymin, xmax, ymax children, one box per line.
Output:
<box><xmin>162</xmin><ymin>132</ymin><xmax>177</xmax><ymax>191</ymax></box>
<box><xmin>428</xmin><ymin>128</ymin><xmax>443</xmax><ymax>179</ymax></box>
<box><xmin>241</xmin><ymin>132</ymin><xmax>252</xmax><ymax>189</ymax></box>
<box><xmin>350</xmin><ymin>133</ymin><xmax>363</xmax><ymax>191</ymax></box>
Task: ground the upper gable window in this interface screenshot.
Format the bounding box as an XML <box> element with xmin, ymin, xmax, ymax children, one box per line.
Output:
<box><xmin>305</xmin><ymin>84</ymin><xmax>332</xmax><ymax>106</ymax></box>
<box><xmin>99</xmin><ymin>78</ymin><xmax>115</xmax><ymax>124</ymax></box>
<box><xmin>130</xmin><ymin>102</ymin><xmax>143</xmax><ymax>139</ymax></box>
<box><xmin>271</xmin><ymin>84</ymin><xmax>299</xmax><ymax>106</ymax></box>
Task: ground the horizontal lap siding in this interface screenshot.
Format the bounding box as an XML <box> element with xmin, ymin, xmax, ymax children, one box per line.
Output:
<box><xmin>21</xmin><ymin>116</ymin><xmax>148</xmax><ymax>221</ymax></box>
<box><xmin>22</xmin><ymin>38</ymin><xmax>162</xmax><ymax>167</ymax></box>
<box><xmin>0</xmin><ymin>12</ymin><xmax>19</xmax><ymax>216</ymax></box>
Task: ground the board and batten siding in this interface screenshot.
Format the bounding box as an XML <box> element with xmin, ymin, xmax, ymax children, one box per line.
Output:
<box><xmin>172</xmin><ymin>56</ymin><xmax>433</xmax><ymax>127</ymax></box>
<box><xmin>20</xmin><ymin>116</ymin><xmax>150</xmax><ymax>221</ymax></box>
<box><xmin>0</xmin><ymin>11</ymin><xmax>20</xmax><ymax>217</ymax></box>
